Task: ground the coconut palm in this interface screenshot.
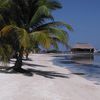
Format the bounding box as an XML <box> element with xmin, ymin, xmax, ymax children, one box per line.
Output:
<box><xmin>0</xmin><ymin>0</ymin><xmax>73</xmax><ymax>72</ymax></box>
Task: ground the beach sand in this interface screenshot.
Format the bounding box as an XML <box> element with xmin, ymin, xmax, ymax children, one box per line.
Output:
<box><xmin>0</xmin><ymin>54</ymin><xmax>100</xmax><ymax>100</ymax></box>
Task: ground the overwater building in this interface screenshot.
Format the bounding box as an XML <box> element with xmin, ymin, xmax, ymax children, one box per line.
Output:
<box><xmin>71</xmin><ymin>43</ymin><xmax>94</xmax><ymax>53</ymax></box>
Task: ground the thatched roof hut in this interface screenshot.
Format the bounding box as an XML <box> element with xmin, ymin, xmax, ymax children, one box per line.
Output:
<box><xmin>71</xmin><ymin>43</ymin><xmax>94</xmax><ymax>53</ymax></box>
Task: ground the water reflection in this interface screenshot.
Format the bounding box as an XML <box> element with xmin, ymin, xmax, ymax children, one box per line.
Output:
<box><xmin>70</xmin><ymin>54</ymin><xmax>94</xmax><ymax>64</ymax></box>
<box><xmin>57</xmin><ymin>54</ymin><xmax>100</xmax><ymax>84</ymax></box>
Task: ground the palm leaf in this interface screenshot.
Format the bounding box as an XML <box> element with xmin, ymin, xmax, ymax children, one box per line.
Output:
<box><xmin>30</xmin><ymin>5</ymin><xmax>53</xmax><ymax>27</ymax></box>
<box><xmin>17</xmin><ymin>28</ymin><xmax>30</xmax><ymax>49</ymax></box>
<box><xmin>30</xmin><ymin>30</ymin><xmax>52</xmax><ymax>49</ymax></box>
<box><xmin>49</xmin><ymin>27</ymin><xmax>69</xmax><ymax>44</ymax></box>
<box><xmin>45</xmin><ymin>0</ymin><xmax>62</xmax><ymax>10</ymax></box>
<box><xmin>38</xmin><ymin>0</ymin><xmax>62</xmax><ymax>10</ymax></box>
<box><xmin>0</xmin><ymin>14</ymin><xmax>5</xmax><ymax>29</ymax></box>
<box><xmin>0</xmin><ymin>44</ymin><xmax>13</xmax><ymax>63</ymax></box>
<box><xmin>34</xmin><ymin>21</ymin><xmax>73</xmax><ymax>31</ymax></box>
<box><xmin>0</xmin><ymin>25</ymin><xmax>30</xmax><ymax>50</ymax></box>
<box><xmin>0</xmin><ymin>0</ymin><xmax>11</xmax><ymax>8</ymax></box>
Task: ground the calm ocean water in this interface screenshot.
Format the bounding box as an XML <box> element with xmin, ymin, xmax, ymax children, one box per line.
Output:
<box><xmin>59</xmin><ymin>54</ymin><xmax>100</xmax><ymax>85</ymax></box>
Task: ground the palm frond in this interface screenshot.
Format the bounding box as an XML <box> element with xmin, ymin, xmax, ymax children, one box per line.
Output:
<box><xmin>30</xmin><ymin>30</ymin><xmax>51</xmax><ymax>49</ymax></box>
<box><xmin>49</xmin><ymin>27</ymin><xmax>69</xmax><ymax>44</ymax></box>
<box><xmin>0</xmin><ymin>44</ymin><xmax>13</xmax><ymax>63</ymax></box>
<box><xmin>0</xmin><ymin>14</ymin><xmax>5</xmax><ymax>29</ymax></box>
<box><xmin>0</xmin><ymin>0</ymin><xmax>11</xmax><ymax>8</ymax></box>
<box><xmin>38</xmin><ymin>0</ymin><xmax>62</xmax><ymax>10</ymax></box>
<box><xmin>30</xmin><ymin>5</ymin><xmax>53</xmax><ymax>27</ymax></box>
<box><xmin>17</xmin><ymin>28</ymin><xmax>30</xmax><ymax>49</ymax></box>
<box><xmin>34</xmin><ymin>21</ymin><xmax>73</xmax><ymax>31</ymax></box>
<box><xmin>0</xmin><ymin>25</ymin><xmax>15</xmax><ymax>36</ymax></box>
<box><xmin>46</xmin><ymin>0</ymin><xmax>62</xmax><ymax>10</ymax></box>
<box><xmin>0</xmin><ymin>25</ymin><xmax>30</xmax><ymax>50</ymax></box>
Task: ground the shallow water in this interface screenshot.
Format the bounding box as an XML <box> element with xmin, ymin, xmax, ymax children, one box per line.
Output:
<box><xmin>59</xmin><ymin>54</ymin><xmax>100</xmax><ymax>84</ymax></box>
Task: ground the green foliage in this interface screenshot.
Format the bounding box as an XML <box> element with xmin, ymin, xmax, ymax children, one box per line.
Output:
<box><xmin>38</xmin><ymin>0</ymin><xmax>62</xmax><ymax>10</ymax></box>
<box><xmin>30</xmin><ymin>5</ymin><xmax>53</xmax><ymax>26</ymax></box>
<box><xmin>0</xmin><ymin>25</ymin><xmax>30</xmax><ymax>63</ymax></box>
<box><xmin>0</xmin><ymin>0</ymin><xmax>11</xmax><ymax>8</ymax></box>
<box><xmin>30</xmin><ymin>31</ymin><xmax>51</xmax><ymax>49</ymax></box>
<box><xmin>17</xmin><ymin>28</ymin><xmax>30</xmax><ymax>49</ymax></box>
<box><xmin>0</xmin><ymin>0</ymin><xmax>73</xmax><ymax>63</ymax></box>
<box><xmin>48</xmin><ymin>27</ymin><xmax>68</xmax><ymax>44</ymax></box>
<box><xmin>34</xmin><ymin>21</ymin><xmax>73</xmax><ymax>32</ymax></box>
<box><xmin>0</xmin><ymin>14</ymin><xmax>5</xmax><ymax>29</ymax></box>
<box><xmin>0</xmin><ymin>44</ymin><xmax>13</xmax><ymax>63</ymax></box>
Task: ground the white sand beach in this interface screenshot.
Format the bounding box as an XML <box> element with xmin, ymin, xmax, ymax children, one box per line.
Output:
<box><xmin>0</xmin><ymin>54</ymin><xmax>100</xmax><ymax>100</ymax></box>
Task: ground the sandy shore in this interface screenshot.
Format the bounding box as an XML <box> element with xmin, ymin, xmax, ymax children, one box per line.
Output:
<box><xmin>0</xmin><ymin>54</ymin><xmax>100</xmax><ymax>100</ymax></box>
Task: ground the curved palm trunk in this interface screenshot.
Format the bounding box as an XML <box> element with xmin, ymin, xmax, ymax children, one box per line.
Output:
<box><xmin>13</xmin><ymin>51</ymin><xmax>23</xmax><ymax>71</ymax></box>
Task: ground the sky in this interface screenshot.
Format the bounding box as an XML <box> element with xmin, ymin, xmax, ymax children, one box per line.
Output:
<box><xmin>54</xmin><ymin>0</ymin><xmax>100</xmax><ymax>50</ymax></box>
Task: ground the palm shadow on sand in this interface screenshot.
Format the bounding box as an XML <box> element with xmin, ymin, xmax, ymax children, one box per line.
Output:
<box><xmin>27</xmin><ymin>68</ymin><xmax>69</xmax><ymax>79</ymax></box>
<box><xmin>0</xmin><ymin>64</ymin><xmax>69</xmax><ymax>79</ymax></box>
<box><xmin>10</xmin><ymin>60</ymin><xmax>48</xmax><ymax>68</ymax></box>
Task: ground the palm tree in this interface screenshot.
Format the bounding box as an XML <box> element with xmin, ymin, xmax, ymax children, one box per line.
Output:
<box><xmin>0</xmin><ymin>25</ymin><xmax>29</xmax><ymax>71</ymax></box>
<box><xmin>0</xmin><ymin>0</ymin><xmax>73</xmax><ymax>72</ymax></box>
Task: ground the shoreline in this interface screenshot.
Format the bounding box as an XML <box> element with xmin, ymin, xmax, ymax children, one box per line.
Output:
<box><xmin>0</xmin><ymin>54</ymin><xmax>100</xmax><ymax>100</ymax></box>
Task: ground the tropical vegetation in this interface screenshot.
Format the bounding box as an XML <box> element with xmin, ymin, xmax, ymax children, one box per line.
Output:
<box><xmin>0</xmin><ymin>0</ymin><xmax>73</xmax><ymax>72</ymax></box>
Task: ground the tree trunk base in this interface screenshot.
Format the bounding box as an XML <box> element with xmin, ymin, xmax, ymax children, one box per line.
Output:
<box><xmin>4</xmin><ymin>51</ymin><xmax>33</xmax><ymax>76</ymax></box>
<box><xmin>6</xmin><ymin>66</ymin><xmax>30</xmax><ymax>73</ymax></box>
